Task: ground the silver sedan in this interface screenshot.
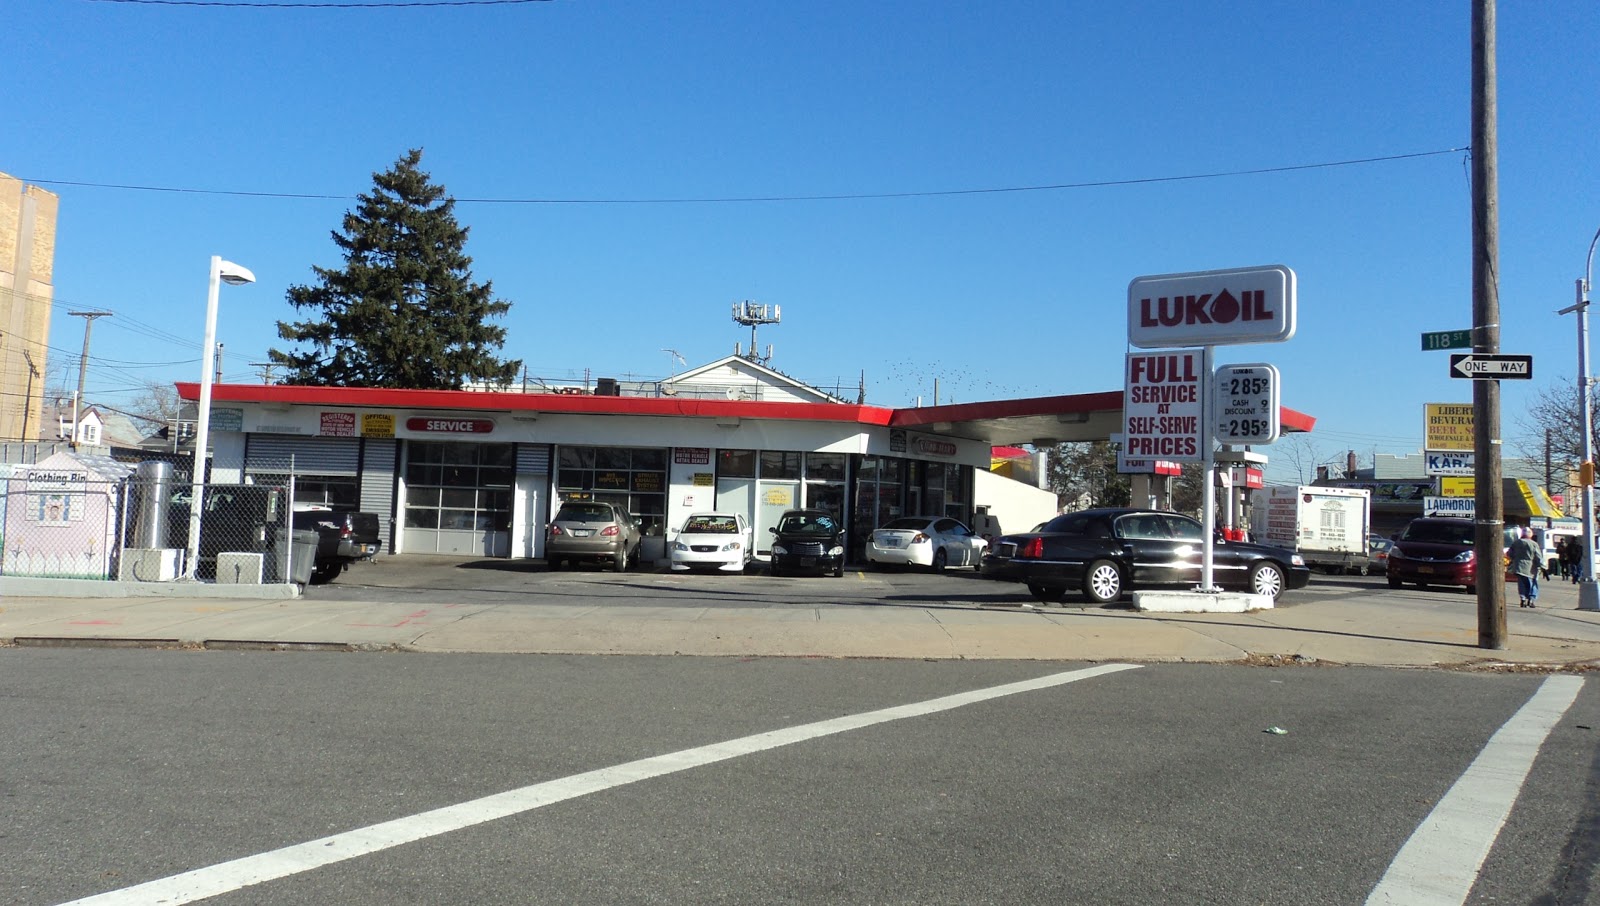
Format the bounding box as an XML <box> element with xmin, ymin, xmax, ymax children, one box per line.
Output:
<box><xmin>866</xmin><ymin>516</ymin><xmax>987</xmax><ymax>571</ymax></box>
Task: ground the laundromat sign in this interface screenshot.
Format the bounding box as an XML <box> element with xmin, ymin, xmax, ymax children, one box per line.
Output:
<box><xmin>406</xmin><ymin>417</ymin><xmax>495</xmax><ymax>434</ymax></box>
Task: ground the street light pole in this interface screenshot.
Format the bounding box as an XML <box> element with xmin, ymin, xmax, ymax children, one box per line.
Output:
<box><xmin>183</xmin><ymin>256</ymin><xmax>255</xmax><ymax>579</ymax></box>
<box><xmin>1565</xmin><ymin>227</ymin><xmax>1600</xmax><ymax>610</ymax></box>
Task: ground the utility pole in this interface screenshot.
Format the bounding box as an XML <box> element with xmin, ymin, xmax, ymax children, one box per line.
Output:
<box><xmin>214</xmin><ymin>342</ymin><xmax>224</xmax><ymax>384</ymax></box>
<box><xmin>1471</xmin><ymin>0</ymin><xmax>1506</xmax><ymax>649</ymax></box>
<box><xmin>67</xmin><ymin>310</ymin><xmax>111</xmax><ymax>448</ymax></box>
<box><xmin>21</xmin><ymin>349</ymin><xmax>38</xmax><ymax>442</ymax></box>
<box><xmin>249</xmin><ymin>361</ymin><xmax>279</xmax><ymax>384</ymax></box>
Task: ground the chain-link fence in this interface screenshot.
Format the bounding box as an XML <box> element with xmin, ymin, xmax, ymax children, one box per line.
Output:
<box><xmin>0</xmin><ymin>470</ymin><xmax>301</xmax><ymax>585</ymax></box>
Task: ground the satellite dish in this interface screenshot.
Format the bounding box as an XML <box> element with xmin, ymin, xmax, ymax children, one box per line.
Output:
<box><xmin>660</xmin><ymin>383</ymin><xmax>678</xmax><ymax>396</ymax></box>
<box><xmin>725</xmin><ymin>387</ymin><xmax>740</xmax><ymax>400</ymax></box>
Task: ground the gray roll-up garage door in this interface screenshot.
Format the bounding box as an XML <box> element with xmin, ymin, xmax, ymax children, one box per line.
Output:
<box><xmin>361</xmin><ymin>438</ymin><xmax>397</xmax><ymax>551</ymax></box>
<box><xmin>245</xmin><ymin>435</ymin><xmax>360</xmax><ymax>475</ymax></box>
<box><xmin>516</xmin><ymin>443</ymin><xmax>551</xmax><ymax>475</ymax></box>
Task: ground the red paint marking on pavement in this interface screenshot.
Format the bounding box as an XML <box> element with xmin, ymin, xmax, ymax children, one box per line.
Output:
<box><xmin>348</xmin><ymin>610</ymin><xmax>433</xmax><ymax>629</ymax></box>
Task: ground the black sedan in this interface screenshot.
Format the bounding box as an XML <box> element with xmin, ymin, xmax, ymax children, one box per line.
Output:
<box><xmin>982</xmin><ymin>507</ymin><xmax>1311</xmax><ymax>604</ymax></box>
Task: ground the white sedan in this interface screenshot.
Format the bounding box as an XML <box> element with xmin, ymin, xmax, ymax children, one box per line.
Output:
<box><xmin>866</xmin><ymin>517</ymin><xmax>988</xmax><ymax>571</ymax></box>
<box><xmin>669</xmin><ymin>512</ymin><xmax>754</xmax><ymax>572</ymax></box>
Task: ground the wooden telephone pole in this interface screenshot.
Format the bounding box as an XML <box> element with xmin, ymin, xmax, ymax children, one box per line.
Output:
<box><xmin>1471</xmin><ymin>0</ymin><xmax>1506</xmax><ymax>649</ymax></box>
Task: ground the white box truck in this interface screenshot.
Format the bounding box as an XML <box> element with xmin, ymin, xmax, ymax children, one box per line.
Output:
<box><xmin>1254</xmin><ymin>486</ymin><xmax>1373</xmax><ymax>574</ymax></box>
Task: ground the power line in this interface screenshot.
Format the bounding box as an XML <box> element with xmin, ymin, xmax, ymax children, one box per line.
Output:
<box><xmin>88</xmin><ymin>0</ymin><xmax>551</xmax><ymax>7</ymax></box>
<box><xmin>19</xmin><ymin>147</ymin><xmax>1469</xmax><ymax>206</ymax></box>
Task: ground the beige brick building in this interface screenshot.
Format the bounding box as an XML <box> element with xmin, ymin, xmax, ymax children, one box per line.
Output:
<box><xmin>0</xmin><ymin>171</ymin><xmax>59</xmax><ymax>442</ymax></box>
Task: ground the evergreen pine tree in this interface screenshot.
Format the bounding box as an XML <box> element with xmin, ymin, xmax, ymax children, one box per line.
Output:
<box><xmin>271</xmin><ymin>149</ymin><xmax>520</xmax><ymax>389</ymax></box>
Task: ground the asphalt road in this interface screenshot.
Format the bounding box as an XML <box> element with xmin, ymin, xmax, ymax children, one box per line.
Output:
<box><xmin>5</xmin><ymin>648</ymin><xmax>1598</xmax><ymax>905</ymax></box>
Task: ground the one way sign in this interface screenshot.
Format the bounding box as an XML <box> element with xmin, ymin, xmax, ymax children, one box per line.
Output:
<box><xmin>1450</xmin><ymin>353</ymin><xmax>1533</xmax><ymax>380</ymax></box>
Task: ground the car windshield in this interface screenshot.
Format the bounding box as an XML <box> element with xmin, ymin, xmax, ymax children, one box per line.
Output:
<box><xmin>557</xmin><ymin>504</ymin><xmax>613</xmax><ymax>522</ymax></box>
<box><xmin>683</xmin><ymin>516</ymin><xmax>740</xmax><ymax>533</ymax></box>
<box><xmin>1402</xmin><ymin>520</ymin><xmax>1474</xmax><ymax>545</ymax></box>
<box><xmin>882</xmin><ymin>518</ymin><xmax>928</xmax><ymax>531</ymax></box>
<box><xmin>778</xmin><ymin>515</ymin><xmax>836</xmax><ymax>534</ymax></box>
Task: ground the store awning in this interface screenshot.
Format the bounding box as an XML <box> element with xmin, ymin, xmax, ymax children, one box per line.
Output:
<box><xmin>1509</xmin><ymin>479</ymin><xmax>1565</xmax><ymax>519</ymax></box>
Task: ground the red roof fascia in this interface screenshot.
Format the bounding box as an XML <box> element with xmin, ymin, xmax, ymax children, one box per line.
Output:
<box><xmin>1280</xmin><ymin>406</ymin><xmax>1315</xmax><ymax>433</ymax></box>
<box><xmin>176</xmin><ymin>383</ymin><xmax>1317</xmax><ymax>435</ymax></box>
<box><xmin>175</xmin><ymin>383</ymin><xmax>897</xmax><ymax>426</ymax></box>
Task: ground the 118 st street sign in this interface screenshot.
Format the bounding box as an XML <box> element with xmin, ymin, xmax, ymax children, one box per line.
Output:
<box><xmin>1421</xmin><ymin>329</ymin><xmax>1472</xmax><ymax>351</ymax></box>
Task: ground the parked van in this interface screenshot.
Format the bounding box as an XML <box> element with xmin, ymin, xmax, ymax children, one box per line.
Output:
<box><xmin>1532</xmin><ymin>524</ymin><xmax>1583</xmax><ymax>575</ymax></box>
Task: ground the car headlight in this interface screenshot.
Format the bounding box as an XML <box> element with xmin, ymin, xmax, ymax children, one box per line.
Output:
<box><xmin>1290</xmin><ymin>554</ymin><xmax>1306</xmax><ymax>567</ymax></box>
<box><xmin>772</xmin><ymin>543</ymin><xmax>789</xmax><ymax>556</ymax></box>
<box><xmin>829</xmin><ymin>546</ymin><xmax>844</xmax><ymax>556</ymax></box>
<box><xmin>1452</xmin><ymin>550</ymin><xmax>1474</xmax><ymax>563</ymax></box>
<box><xmin>672</xmin><ymin>541</ymin><xmax>689</xmax><ymax>552</ymax></box>
<box><xmin>721</xmin><ymin>541</ymin><xmax>742</xmax><ymax>552</ymax></box>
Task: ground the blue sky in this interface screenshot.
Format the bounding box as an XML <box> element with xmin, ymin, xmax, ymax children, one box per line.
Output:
<box><xmin>9</xmin><ymin>0</ymin><xmax>1599</xmax><ymax>483</ymax></box>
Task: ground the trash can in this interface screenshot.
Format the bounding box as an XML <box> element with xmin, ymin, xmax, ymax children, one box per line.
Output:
<box><xmin>270</xmin><ymin>528</ymin><xmax>320</xmax><ymax>585</ymax></box>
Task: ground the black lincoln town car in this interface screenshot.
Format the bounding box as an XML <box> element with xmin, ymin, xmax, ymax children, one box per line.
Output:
<box><xmin>982</xmin><ymin>507</ymin><xmax>1311</xmax><ymax>605</ymax></box>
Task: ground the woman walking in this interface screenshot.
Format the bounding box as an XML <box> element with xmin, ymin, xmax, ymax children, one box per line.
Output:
<box><xmin>1508</xmin><ymin>527</ymin><xmax>1542</xmax><ymax>608</ymax></box>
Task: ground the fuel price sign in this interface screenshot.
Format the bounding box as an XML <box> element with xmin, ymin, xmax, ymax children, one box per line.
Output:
<box><xmin>1214</xmin><ymin>362</ymin><xmax>1280</xmax><ymax>444</ymax></box>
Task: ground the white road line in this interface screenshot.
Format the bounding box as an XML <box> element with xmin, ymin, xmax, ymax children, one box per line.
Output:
<box><xmin>61</xmin><ymin>662</ymin><xmax>1140</xmax><ymax>906</ymax></box>
<box><xmin>1366</xmin><ymin>674</ymin><xmax>1585</xmax><ymax>906</ymax></box>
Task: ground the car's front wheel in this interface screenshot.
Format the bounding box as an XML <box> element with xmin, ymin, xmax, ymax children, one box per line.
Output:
<box><xmin>1248</xmin><ymin>562</ymin><xmax>1286</xmax><ymax>598</ymax></box>
<box><xmin>1083</xmin><ymin>560</ymin><xmax>1122</xmax><ymax>604</ymax></box>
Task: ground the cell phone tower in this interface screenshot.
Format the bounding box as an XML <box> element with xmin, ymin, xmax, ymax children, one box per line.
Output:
<box><xmin>731</xmin><ymin>301</ymin><xmax>780</xmax><ymax>364</ymax></box>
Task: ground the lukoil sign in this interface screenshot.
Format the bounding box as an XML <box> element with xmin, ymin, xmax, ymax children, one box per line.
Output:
<box><xmin>1128</xmin><ymin>265</ymin><xmax>1297</xmax><ymax>348</ymax></box>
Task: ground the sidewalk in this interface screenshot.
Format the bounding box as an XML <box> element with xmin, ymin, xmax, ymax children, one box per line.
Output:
<box><xmin>5</xmin><ymin>569</ymin><xmax>1600</xmax><ymax>668</ymax></box>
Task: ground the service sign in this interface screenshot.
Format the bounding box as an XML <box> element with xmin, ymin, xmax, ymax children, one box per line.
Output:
<box><xmin>1213</xmin><ymin>362</ymin><xmax>1280</xmax><ymax>444</ymax></box>
<box><xmin>1123</xmin><ymin>349</ymin><xmax>1204</xmax><ymax>462</ymax></box>
<box><xmin>1127</xmin><ymin>265</ymin><xmax>1297</xmax><ymax>348</ymax></box>
<box><xmin>405</xmin><ymin>417</ymin><xmax>495</xmax><ymax>434</ymax></box>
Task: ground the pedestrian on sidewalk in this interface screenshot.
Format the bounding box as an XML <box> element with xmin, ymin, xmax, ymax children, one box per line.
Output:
<box><xmin>1509</xmin><ymin>527</ymin><xmax>1542</xmax><ymax>608</ymax></box>
<box><xmin>1566</xmin><ymin>537</ymin><xmax>1586</xmax><ymax>583</ymax></box>
<box><xmin>1555</xmin><ymin>537</ymin><xmax>1571</xmax><ymax>580</ymax></box>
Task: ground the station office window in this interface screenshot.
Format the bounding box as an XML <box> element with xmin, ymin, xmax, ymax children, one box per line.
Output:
<box><xmin>718</xmin><ymin>448</ymin><xmax>755</xmax><ymax>478</ymax></box>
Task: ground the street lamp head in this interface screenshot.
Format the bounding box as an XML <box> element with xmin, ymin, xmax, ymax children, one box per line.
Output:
<box><xmin>218</xmin><ymin>260</ymin><xmax>256</xmax><ymax>286</ymax></box>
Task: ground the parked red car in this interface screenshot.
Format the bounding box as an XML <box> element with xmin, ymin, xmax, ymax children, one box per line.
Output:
<box><xmin>1386</xmin><ymin>517</ymin><xmax>1475</xmax><ymax>592</ymax></box>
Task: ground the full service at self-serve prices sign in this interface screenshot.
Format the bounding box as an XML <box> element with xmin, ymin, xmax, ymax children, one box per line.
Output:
<box><xmin>1123</xmin><ymin>266</ymin><xmax>1296</xmax><ymax>461</ymax></box>
<box><xmin>1123</xmin><ymin>351</ymin><xmax>1204</xmax><ymax>459</ymax></box>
